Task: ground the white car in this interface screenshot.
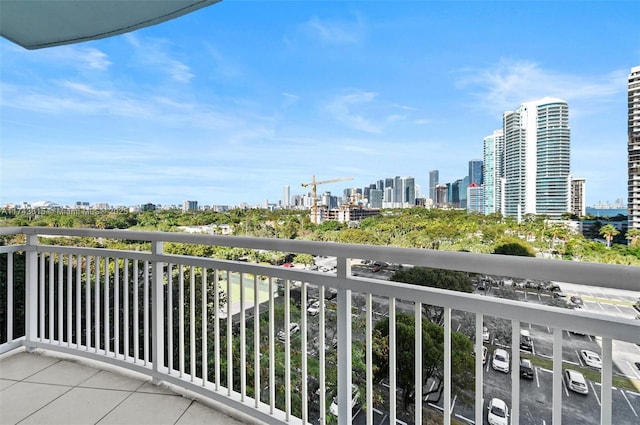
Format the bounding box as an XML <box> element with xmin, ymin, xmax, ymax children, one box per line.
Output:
<box><xmin>564</xmin><ymin>369</ymin><xmax>589</xmax><ymax>394</ymax></box>
<box><xmin>329</xmin><ymin>384</ymin><xmax>359</xmax><ymax>417</ymax></box>
<box><xmin>487</xmin><ymin>398</ymin><xmax>509</xmax><ymax>425</ymax></box>
<box><xmin>492</xmin><ymin>348</ymin><xmax>510</xmax><ymax>373</ymax></box>
<box><xmin>277</xmin><ymin>322</ymin><xmax>300</xmax><ymax>342</ymax></box>
<box><xmin>482</xmin><ymin>327</ymin><xmax>490</xmax><ymax>342</ymax></box>
<box><xmin>580</xmin><ymin>350</ymin><xmax>602</xmax><ymax>369</ymax></box>
<box><xmin>307</xmin><ymin>300</ymin><xmax>320</xmax><ymax>316</ymax></box>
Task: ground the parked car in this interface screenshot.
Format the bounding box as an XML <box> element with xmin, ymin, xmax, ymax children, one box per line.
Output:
<box><xmin>329</xmin><ymin>384</ymin><xmax>360</xmax><ymax>417</ymax></box>
<box><xmin>570</xmin><ymin>295</ymin><xmax>584</xmax><ymax>307</ymax></box>
<box><xmin>492</xmin><ymin>348</ymin><xmax>510</xmax><ymax>373</ymax></box>
<box><xmin>580</xmin><ymin>350</ymin><xmax>602</xmax><ymax>369</ymax></box>
<box><xmin>519</xmin><ymin>329</ymin><xmax>532</xmax><ymax>351</ymax></box>
<box><xmin>487</xmin><ymin>398</ymin><xmax>509</xmax><ymax>425</ymax></box>
<box><xmin>482</xmin><ymin>346</ymin><xmax>488</xmax><ymax>365</ymax></box>
<box><xmin>482</xmin><ymin>327</ymin><xmax>490</xmax><ymax>343</ymax></box>
<box><xmin>307</xmin><ymin>300</ymin><xmax>320</xmax><ymax>316</ymax></box>
<box><xmin>277</xmin><ymin>322</ymin><xmax>300</xmax><ymax>342</ymax></box>
<box><xmin>564</xmin><ymin>369</ymin><xmax>589</xmax><ymax>394</ymax></box>
<box><xmin>520</xmin><ymin>358</ymin><xmax>534</xmax><ymax>379</ymax></box>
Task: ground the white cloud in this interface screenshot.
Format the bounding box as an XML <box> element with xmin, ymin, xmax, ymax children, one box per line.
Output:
<box><xmin>324</xmin><ymin>90</ymin><xmax>420</xmax><ymax>133</ymax></box>
<box><xmin>325</xmin><ymin>90</ymin><xmax>382</xmax><ymax>133</ymax></box>
<box><xmin>301</xmin><ymin>15</ymin><xmax>364</xmax><ymax>45</ymax></box>
<box><xmin>282</xmin><ymin>92</ymin><xmax>299</xmax><ymax>107</ymax></box>
<box><xmin>126</xmin><ymin>34</ymin><xmax>194</xmax><ymax>83</ymax></box>
<box><xmin>456</xmin><ymin>59</ymin><xmax>626</xmax><ymax>115</ymax></box>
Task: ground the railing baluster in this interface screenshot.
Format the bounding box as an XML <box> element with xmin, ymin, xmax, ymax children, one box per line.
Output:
<box><xmin>190</xmin><ymin>266</ymin><xmax>196</xmax><ymax>381</ymax></box>
<box><xmin>49</xmin><ymin>253</ymin><xmax>54</xmax><ymax>343</ymax></box>
<box><xmin>75</xmin><ymin>255</ymin><xmax>81</xmax><ymax>348</ymax></box>
<box><xmin>240</xmin><ymin>272</ymin><xmax>246</xmax><ymax>399</ymax></box>
<box><xmin>284</xmin><ymin>278</ymin><xmax>291</xmax><ymax>421</ymax></box>
<box><xmin>95</xmin><ymin>256</ymin><xmax>100</xmax><ymax>353</ymax></box>
<box><xmin>601</xmin><ymin>337</ymin><xmax>613</xmax><ymax>424</ymax></box>
<box><xmin>301</xmin><ymin>280</ymin><xmax>308</xmax><ymax>424</ymax></box>
<box><xmin>475</xmin><ymin>314</ymin><xmax>484</xmax><ymax>424</ymax></box>
<box><xmin>144</xmin><ymin>260</ymin><xmax>149</xmax><ymax>365</ymax></box>
<box><xmin>114</xmin><ymin>258</ymin><xmax>119</xmax><ymax>357</ymax></box>
<box><xmin>511</xmin><ymin>321</ymin><xmax>521</xmax><ymax>425</ymax></box>
<box><xmin>66</xmin><ymin>254</ymin><xmax>72</xmax><ymax>347</ymax></box>
<box><xmin>269</xmin><ymin>276</ymin><xmax>275</xmax><ymax>414</ymax></box>
<box><xmin>365</xmin><ymin>293</ymin><xmax>372</xmax><ymax>425</ymax></box>
<box><xmin>57</xmin><ymin>253</ymin><xmax>63</xmax><ymax>344</ymax></box>
<box><xmin>318</xmin><ymin>285</ymin><xmax>326</xmax><ymax>425</ymax></box>
<box><xmin>552</xmin><ymin>328</ymin><xmax>563</xmax><ymax>425</ymax></box>
<box><xmin>123</xmin><ymin>259</ymin><xmax>129</xmax><ymax>360</ymax></box>
<box><xmin>133</xmin><ymin>260</ymin><xmax>139</xmax><ymax>362</ymax></box>
<box><xmin>39</xmin><ymin>253</ymin><xmax>45</xmax><ymax>343</ymax></box>
<box><xmin>7</xmin><ymin>252</ymin><xmax>13</xmax><ymax>342</ymax></box>
<box><xmin>415</xmin><ymin>300</ymin><xmax>422</xmax><ymax>425</ymax></box>
<box><xmin>104</xmin><ymin>257</ymin><xmax>110</xmax><ymax>354</ymax></box>
<box><xmin>167</xmin><ymin>263</ymin><xmax>173</xmax><ymax>374</ymax></box>
<box><xmin>85</xmin><ymin>256</ymin><xmax>91</xmax><ymax>350</ymax></box>
<box><xmin>24</xmin><ymin>235</ymin><xmax>39</xmax><ymax>350</ymax></box>
<box><xmin>389</xmin><ymin>297</ymin><xmax>396</xmax><ymax>425</ymax></box>
<box><xmin>253</xmin><ymin>273</ymin><xmax>259</xmax><ymax>407</ymax></box>
<box><xmin>179</xmin><ymin>265</ymin><xmax>185</xmax><ymax>377</ymax></box>
<box><xmin>202</xmin><ymin>267</ymin><xmax>208</xmax><ymax>386</ymax></box>
<box><xmin>337</xmin><ymin>256</ymin><xmax>353</xmax><ymax>425</ymax></box>
<box><xmin>214</xmin><ymin>269</ymin><xmax>220</xmax><ymax>391</ymax></box>
<box><xmin>226</xmin><ymin>270</ymin><xmax>232</xmax><ymax>396</ymax></box>
<box><xmin>151</xmin><ymin>242</ymin><xmax>164</xmax><ymax>379</ymax></box>
<box><xmin>444</xmin><ymin>307</ymin><xmax>451</xmax><ymax>425</ymax></box>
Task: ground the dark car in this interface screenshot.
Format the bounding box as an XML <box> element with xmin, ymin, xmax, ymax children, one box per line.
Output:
<box><xmin>634</xmin><ymin>300</ymin><xmax>640</xmax><ymax>313</ymax></box>
<box><xmin>520</xmin><ymin>359</ymin><xmax>534</xmax><ymax>379</ymax></box>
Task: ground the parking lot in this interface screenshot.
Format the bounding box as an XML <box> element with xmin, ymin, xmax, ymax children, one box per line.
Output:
<box><xmin>289</xmin><ymin>259</ymin><xmax>640</xmax><ymax>424</ymax></box>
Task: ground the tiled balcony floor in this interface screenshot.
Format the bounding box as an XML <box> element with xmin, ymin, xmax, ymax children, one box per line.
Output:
<box><xmin>0</xmin><ymin>349</ymin><xmax>259</xmax><ymax>425</ymax></box>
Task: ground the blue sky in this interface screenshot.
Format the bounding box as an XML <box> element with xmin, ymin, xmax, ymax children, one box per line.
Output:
<box><xmin>1</xmin><ymin>1</ymin><xmax>639</xmax><ymax>208</ymax></box>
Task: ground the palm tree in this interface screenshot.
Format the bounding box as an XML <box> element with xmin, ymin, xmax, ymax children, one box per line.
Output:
<box><xmin>626</xmin><ymin>228</ymin><xmax>640</xmax><ymax>247</ymax></box>
<box><xmin>599</xmin><ymin>224</ymin><xmax>619</xmax><ymax>248</ymax></box>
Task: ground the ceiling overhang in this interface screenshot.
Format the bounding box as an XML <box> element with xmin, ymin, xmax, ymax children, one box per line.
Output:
<box><xmin>0</xmin><ymin>0</ymin><xmax>222</xmax><ymax>50</ymax></box>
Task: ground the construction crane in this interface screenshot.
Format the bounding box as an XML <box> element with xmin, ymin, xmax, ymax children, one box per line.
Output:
<box><xmin>301</xmin><ymin>176</ymin><xmax>354</xmax><ymax>224</ymax></box>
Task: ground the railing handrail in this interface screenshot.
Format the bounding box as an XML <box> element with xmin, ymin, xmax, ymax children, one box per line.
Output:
<box><xmin>2</xmin><ymin>226</ymin><xmax>639</xmax><ymax>291</ymax></box>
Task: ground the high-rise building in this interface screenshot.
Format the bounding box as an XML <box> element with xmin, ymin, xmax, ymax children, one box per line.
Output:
<box><xmin>402</xmin><ymin>177</ymin><xmax>416</xmax><ymax>206</ymax></box>
<box><xmin>503</xmin><ymin>97</ymin><xmax>571</xmax><ymax>220</ymax></box>
<box><xmin>182</xmin><ymin>200</ymin><xmax>198</xmax><ymax>212</ymax></box>
<box><xmin>283</xmin><ymin>185</ymin><xmax>290</xmax><ymax>207</ymax></box>
<box><xmin>483</xmin><ymin>129</ymin><xmax>504</xmax><ymax>214</ymax></box>
<box><xmin>429</xmin><ymin>170</ymin><xmax>439</xmax><ymax>201</ymax></box>
<box><xmin>467</xmin><ymin>183</ymin><xmax>484</xmax><ymax>214</ymax></box>
<box><xmin>435</xmin><ymin>184</ymin><xmax>448</xmax><ymax>207</ymax></box>
<box><xmin>571</xmin><ymin>177</ymin><xmax>586</xmax><ymax>217</ymax></box>
<box><xmin>469</xmin><ymin>160</ymin><xmax>483</xmax><ymax>185</ymax></box>
<box><xmin>629</xmin><ymin>66</ymin><xmax>640</xmax><ymax>229</ymax></box>
<box><xmin>369</xmin><ymin>189</ymin><xmax>383</xmax><ymax>209</ymax></box>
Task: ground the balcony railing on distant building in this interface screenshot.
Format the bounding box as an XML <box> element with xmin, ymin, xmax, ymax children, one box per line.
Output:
<box><xmin>0</xmin><ymin>227</ymin><xmax>638</xmax><ymax>425</ymax></box>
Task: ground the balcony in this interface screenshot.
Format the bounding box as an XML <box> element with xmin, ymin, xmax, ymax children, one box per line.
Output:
<box><xmin>1</xmin><ymin>226</ymin><xmax>639</xmax><ymax>425</ymax></box>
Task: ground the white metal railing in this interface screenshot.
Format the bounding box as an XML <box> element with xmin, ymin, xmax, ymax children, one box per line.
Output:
<box><xmin>0</xmin><ymin>226</ymin><xmax>639</xmax><ymax>425</ymax></box>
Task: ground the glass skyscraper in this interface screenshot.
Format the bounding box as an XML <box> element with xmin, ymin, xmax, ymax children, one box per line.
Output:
<box><xmin>483</xmin><ymin>129</ymin><xmax>504</xmax><ymax>214</ymax></box>
<box><xmin>629</xmin><ymin>66</ymin><xmax>640</xmax><ymax>229</ymax></box>
<box><xmin>429</xmin><ymin>170</ymin><xmax>439</xmax><ymax>201</ymax></box>
<box><xmin>503</xmin><ymin>98</ymin><xmax>570</xmax><ymax>220</ymax></box>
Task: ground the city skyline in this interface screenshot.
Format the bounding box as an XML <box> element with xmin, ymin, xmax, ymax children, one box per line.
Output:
<box><xmin>1</xmin><ymin>2</ymin><xmax>639</xmax><ymax>207</ymax></box>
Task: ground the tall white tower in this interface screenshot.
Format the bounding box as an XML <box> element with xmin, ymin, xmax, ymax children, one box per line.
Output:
<box><xmin>283</xmin><ymin>185</ymin><xmax>290</xmax><ymax>208</ymax></box>
<box><xmin>503</xmin><ymin>97</ymin><xmax>570</xmax><ymax>219</ymax></box>
<box><xmin>628</xmin><ymin>66</ymin><xmax>640</xmax><ymax>229</ymax></box>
